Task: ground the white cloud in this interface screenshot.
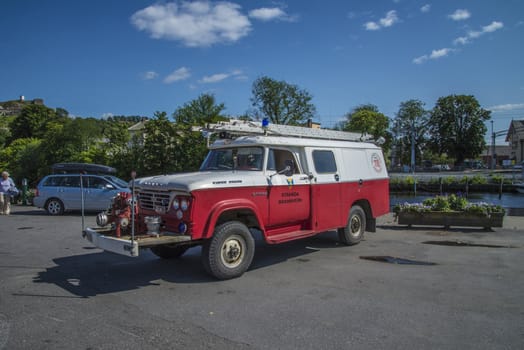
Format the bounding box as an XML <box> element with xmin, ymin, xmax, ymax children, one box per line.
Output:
<box><xmin>488</xmin><ymin>103</ymin><xmax>524</xmax><ymax>112</ymax></box>
<box><xmin>364</xmin><ymin>21</ymin><xmax>381</xmax><ymax>31</ymax></box>
<box><xmin>413</xmin><ymin>55</ymin><xmax>428</xmax><ymax>65</ymax></box>
<box><xmin>430</xmin><ymin>48</ymin><xmax>452</xmax><ymax>59</ymax></box>
<box><xmin>131</xmin><ymin>1</ymin><xmax>251</xmax><ymax>47</ymax></box>
<box><xmin>449</xmin><ymin>9</ymin><xmax>471</xmax><ymax>21</ymax></box>
<box><xmin>142</xmin><ymin>71</ymin><xmax>158</xmax><ymax>80</ymax></box>
<box><xmin>483</xmin><ymin>21</ymin><xmax>504</xmax><ymax>32</ymax></box>
<box><xmin>454</xmin><ymin>21</ymin><xmax>504</xmax><ymax>45</ymax></box>
<box><xmin>199</xmin><ymin>73</ymin><xmax>229</xmax><ymax>83</ymax></box>
<box><xmin>249</xmin><ymin>7</ymin><xmax>286</xmax><ymax>21</ymax></box>
<box><xmin>364</xmin><ymin>10</ymin><xmax>399</xmax><ymax>31</ymax></box>
<box><xmin>199</xmin><ymin>69</ymin><xmax>246</xmax><ymax>84</ymax></box>
<box><xmin>413</xmin><ymin>48</ymin><xmax>453</xmax><ymax>64</ymax></box>
<box><xmin>380</xmin><ymin>10</ymin><xmax>398</xmax><ymax>27</ymax></box>
<box><xmin>421</xmin><ymin>4</ymin><xmax>431</xmax><ymax>13</ymax></box>
<box><xmin>164</xmin><ymin>67</ymin><xmax>191</xmax><ymax>84</ymax></box>
<box><xmin>453</xmin><ymin>36</ymin><xmax>469</xmax><ymax>45</ymax></box>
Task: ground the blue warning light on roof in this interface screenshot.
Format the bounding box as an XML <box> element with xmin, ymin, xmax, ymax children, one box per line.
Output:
<box><xmin>262</xmin><ymin>118</ymin><xmax>269</xmax><ymax>128</ymax></box>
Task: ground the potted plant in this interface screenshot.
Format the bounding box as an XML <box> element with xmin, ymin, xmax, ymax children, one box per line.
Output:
<box><xmin>393</xmin><ymin>194</ymin><xmax>505</xmax><ymax>229</ymax></box>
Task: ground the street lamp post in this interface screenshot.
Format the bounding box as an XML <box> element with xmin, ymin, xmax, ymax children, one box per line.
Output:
<box><xmin>491</xmin><ymin>120</ymin><xmax>495</xmax><ymax>169</ymax></box>
<box><xmin>411</xmin><ymin>121</ymin><xmax>417</xmax><ymax>195</ymax></box>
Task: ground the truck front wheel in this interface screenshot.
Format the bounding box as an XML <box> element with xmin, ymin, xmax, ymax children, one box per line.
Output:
<box><xmin>338</xmin><ymin>205</ymin><xmax>366</xmax><ymax>246</ymax></box>
<box><xmin>202</xmin><ymin>221</ymin><xmax>255</xmax><ymax>280</ymax></box>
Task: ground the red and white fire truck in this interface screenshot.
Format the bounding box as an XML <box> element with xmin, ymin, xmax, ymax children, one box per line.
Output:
<box><xmin>83</xmin><ymin>120</ymin><xmax>390</xmax><ymax>279</ymax></box>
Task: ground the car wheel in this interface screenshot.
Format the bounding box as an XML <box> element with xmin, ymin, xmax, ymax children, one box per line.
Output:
<box><xmin>338</xmin><ymin>205</ymin><xmax>366</xmax><ymax>246</ymax></box>
<box><xmin>150</xmin><ymin>245</ymin><xmax>188</xmax><ymax>259</ymax></box>
<box><xmin>46</xmin><ymin>198</ymin><xmax>64</xmax><ymax>215</ymax></box>
<box><xmin>202</xmin><ymin>221</ymin><xmax>255</xmax><ymax>280</ymax></box>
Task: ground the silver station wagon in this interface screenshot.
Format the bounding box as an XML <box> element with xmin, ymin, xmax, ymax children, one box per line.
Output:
<box><xmin>33</xmin><ymin>163</ymin><xmax>129</xmax><ymax>215</ymax></box>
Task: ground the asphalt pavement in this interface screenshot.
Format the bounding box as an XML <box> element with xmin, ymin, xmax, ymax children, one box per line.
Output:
<box><xmin>1</xmin><ymin>205</ymin><xmax>523</xmax><ymax>350</ymax></box>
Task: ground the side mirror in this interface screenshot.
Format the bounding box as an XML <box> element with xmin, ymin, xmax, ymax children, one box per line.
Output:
<box><xmin>283</xmin><ymin>159</ymin><xmax>294</xmax><ymax>177</ymax></box>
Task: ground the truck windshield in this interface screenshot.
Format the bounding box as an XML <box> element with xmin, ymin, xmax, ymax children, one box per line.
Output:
<box><xmin>200</xmin><ymin>147</ymin><xmax>264</xmax><ymax>171</ymax></box>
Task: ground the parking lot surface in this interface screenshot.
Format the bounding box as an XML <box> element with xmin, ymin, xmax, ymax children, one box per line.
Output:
<box><xmin>1</xmin><ymin>206</ymin><xmax>523</xmax><ymax>349</ymax></box>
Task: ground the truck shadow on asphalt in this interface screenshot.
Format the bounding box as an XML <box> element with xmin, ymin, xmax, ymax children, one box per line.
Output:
<box><xmin>33</xmin><ymin>231</ymin><xmax>343</xmax><ymax>297</ymax></box>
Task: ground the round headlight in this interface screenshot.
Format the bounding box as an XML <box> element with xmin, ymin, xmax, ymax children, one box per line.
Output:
<box><xmin>181</xmin><ymin>198</ymin><xmax>189</xmax><ymax>211</ymax></box>
<box><xmin>96</xmin><ymin>212</ymin><xmax>108</xmax><ymax>227</ymax></box>
<box><xmin>172</xmin><ymin>198</ymin><xmax>179</xmax><ymax>210</ymax></box>
<box><xmin>176</xmin><ymin>210</ymin><xmax>183</xmax><ymax>220</ymax></box>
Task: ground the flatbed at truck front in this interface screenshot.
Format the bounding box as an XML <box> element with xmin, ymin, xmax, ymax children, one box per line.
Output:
<box><xmin>82</xmin><ymin>227</ymin><xmax>192</xmax><ymax>257</ymax></box>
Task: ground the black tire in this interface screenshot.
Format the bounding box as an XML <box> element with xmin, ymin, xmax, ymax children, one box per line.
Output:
<box><xmin>338</xmin><ymin>205</ymin><xmax>366</xmax><ymax>246</ymax></box>
<box><xmin>150</xmin><ymin>245</ymin><xmax>189</xmax><ymax>259</ymax></box>
<box><xmin>201</xmin><ymin>221</ymin><xmax>255</xmax><ymax>280</ymax></box>
<box><xmin>46</xmin><ymin>198</ymin><xmax>64</xmax><ymax>215</ymax></box>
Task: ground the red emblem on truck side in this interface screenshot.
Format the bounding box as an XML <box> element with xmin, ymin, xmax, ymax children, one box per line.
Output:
<box><xmin>371</xmin><ymin>153</ymin><xmax>382</xmax><ymax>172</ymax></box>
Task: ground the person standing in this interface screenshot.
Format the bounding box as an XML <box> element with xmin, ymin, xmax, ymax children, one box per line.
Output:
<box><xmin>0</xmin><ymin>171</ymin><xmax>18</xmax><ymax>215</ymax></box>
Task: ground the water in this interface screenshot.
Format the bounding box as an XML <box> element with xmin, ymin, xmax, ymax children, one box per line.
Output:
<box><xmin>390</xmin><ymin>192</ymin><xmax>524</xmax><ymax>216</ymax></box>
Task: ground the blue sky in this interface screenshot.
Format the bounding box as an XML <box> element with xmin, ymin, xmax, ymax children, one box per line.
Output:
<box><xmin>1</xmin><ymin>0</ymin><xmax>523</xmax><ymax>142</ymax></box>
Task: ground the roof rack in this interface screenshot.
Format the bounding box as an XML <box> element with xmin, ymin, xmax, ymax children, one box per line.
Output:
<box><xmin>51</xmin><ymin>163</ymin><xmax>116</xmax><ymax>174</ymax></box>
<box><xmin>201</xmin><ymin>119</ymin><xmax>371</xmax><ymax>142</ymax></box>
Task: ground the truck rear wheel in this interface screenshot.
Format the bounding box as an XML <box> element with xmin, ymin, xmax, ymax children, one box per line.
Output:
<box><xmin>338</xmin><ymin>205</ymin><xmax>366</xmax><ymax>246</ymax></box>
<box><xmin>150</xmin><ymin>245</ymin><xmax>188</xmax><ymax>259</ymax></box>
<box><xmin>202</xmin><ymin>221</ymin><xmax>255</xmax><ymax>280</ymax></box>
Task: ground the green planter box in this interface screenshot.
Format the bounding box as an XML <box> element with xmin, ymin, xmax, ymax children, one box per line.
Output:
<box><xmin>397</xmin><ymin>211</ymin><xmax>504</xmax><ymax>229</ymax></box>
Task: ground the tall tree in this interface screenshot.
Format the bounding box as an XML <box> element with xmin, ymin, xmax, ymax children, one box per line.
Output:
<box><xmin>250</xmin><ymin>76</ymin><xmax>316</xmax><ymax>125</ymax></box>
<box><xmin>342</xmin><ymin>104</ymin><xmax>391</xmax><ymax>154</ymax></box>
<box><xmin>8</xmin><ymin>104</ymin><xmax>62</xmax><ymax>141</ymax></box>
<box><xmin>0</xmin><ymin>138</ymin><xmax>45</xmax><ymax>186</ymax></box>
<box><xmin>428</xmin><ymin>95</ymin><xmax>490</xmax><ymax>165</ymax></box>
<box><xmin>173</xmin><ymin>94</ymin><xmax>226</xmax><ymax>125</ymax></box>
<box><xmin>172</xmin><ymin>94</ymin><xmax>226</xmax><ymax>171</ymax></box>
<box><xmin>393</xmin><ymin>99</ymin><xmax>429</xmax><ymax>167</ymax></box>
<box><xmin>142</xmin><ymin>111</ymin><xmax>177</xmax><ymax>175</ymax></box>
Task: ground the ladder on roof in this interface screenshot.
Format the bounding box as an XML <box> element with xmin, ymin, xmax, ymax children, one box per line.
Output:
<box><xmin>201</xmin><ymin>119</ymin><xmax>371</xmax><ymax>142</ymax></box>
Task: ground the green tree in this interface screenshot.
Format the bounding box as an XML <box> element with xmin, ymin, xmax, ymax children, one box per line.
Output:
<box><xmin>0</xmin><ymin>116</ymin><xmax>12</xmax><ymax>149</ymax></box>
<box><xmin>393</xmin><ymin>99</ymin><xmax>429</xmax><ymax>166</ymax></box>
<box><xmin>39</xmin><ymin>117</ymin><xmax>104</xmax><ymax>166</ymax></box>
<box><xmin>102</xmin><ymin>119</ymin><xmax>142</xmax><ymax>179</ymax></box>
<box><xmin>172</xmin><ymin>94</ymin><xmax>227</xmax><ymax>172</ymax></box>
<box><xmin>428</xmin><ymin>95</ymin><xmax>490</xmax><ymax>165</ymax></box>
<box><xmin>0</xmin><ymin>138</ymin><xmax>45</xmax><ymax>186</ymax></box>
<box><xmin>173</xmin><ymin>94</ymin><xmax>227</xmax><ymax>125</ymax></box>
<box><xmin>142</xmin><ymin>111</ymin><xmax>177</xmax><ymax>175</ymax></box>
<box><xmin>250</xmin><ymin>76</ymin><xmax>316</xmax><ymax>125</ymax></box>
<box><xmin>341</xmin><ymin>104</ymin><xmax>391</xmax><ymax>154</ymax></box>
<box><xmin>8</xmin><ymin>104</ymin><xmax>61</xmax><ymax>141</ymax></box>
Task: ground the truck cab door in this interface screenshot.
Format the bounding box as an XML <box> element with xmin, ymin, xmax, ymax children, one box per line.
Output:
<box><xmin>266</xmin><ymin>149</ymin><xmax>311</xmax><ymax>228</ymax></box>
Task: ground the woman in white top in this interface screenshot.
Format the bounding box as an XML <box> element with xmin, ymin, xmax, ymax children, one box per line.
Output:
<box><xmin>0</xmin><ymin>171</ymin><xmax>18</xmax><ymax>215</ymax></box>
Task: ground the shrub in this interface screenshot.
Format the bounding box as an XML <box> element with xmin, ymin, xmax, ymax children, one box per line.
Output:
<box><xmin>394</xmin><ymin>194</ymin><xmax>505</xmax><ymax>217</ymax></box>
<box><xmin>459</xmin><ymin>175</ymin><xmax>487</xmax><ymax>185</ymax></box>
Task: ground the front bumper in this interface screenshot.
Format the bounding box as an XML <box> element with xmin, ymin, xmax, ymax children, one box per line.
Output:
<box><xmin>82</xmin><ymin>227</ymin><xmax>193</xmax><ymax>257</ymax></box>
<box><xmin>83</xmin><ymin>227</ymin><xmax>139</xmax><ymax>257</ymax></box>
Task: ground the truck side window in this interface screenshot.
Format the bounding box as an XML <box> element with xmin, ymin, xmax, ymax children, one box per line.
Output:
<box><xmin>312</xmin><ymin>150</ymin><xmax>337</xmax><ymax>173</ymax></box>
<box><xmin>267</xmin><ymin>149</ymin><xmax>299</xmax><ymax>174</ymax></box>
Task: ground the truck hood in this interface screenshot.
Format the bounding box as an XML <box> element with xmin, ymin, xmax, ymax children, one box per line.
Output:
<box><xmin>132</xmin><ymin>171</ymin><xmax>263</xmax><ymax>192</ymax></box>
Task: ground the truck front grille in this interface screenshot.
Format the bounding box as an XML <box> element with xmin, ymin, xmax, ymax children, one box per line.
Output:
<box><xmin>138</xmin><ymin>190</ymin><xmax>171</xmax><ymax>212</ymax></box>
